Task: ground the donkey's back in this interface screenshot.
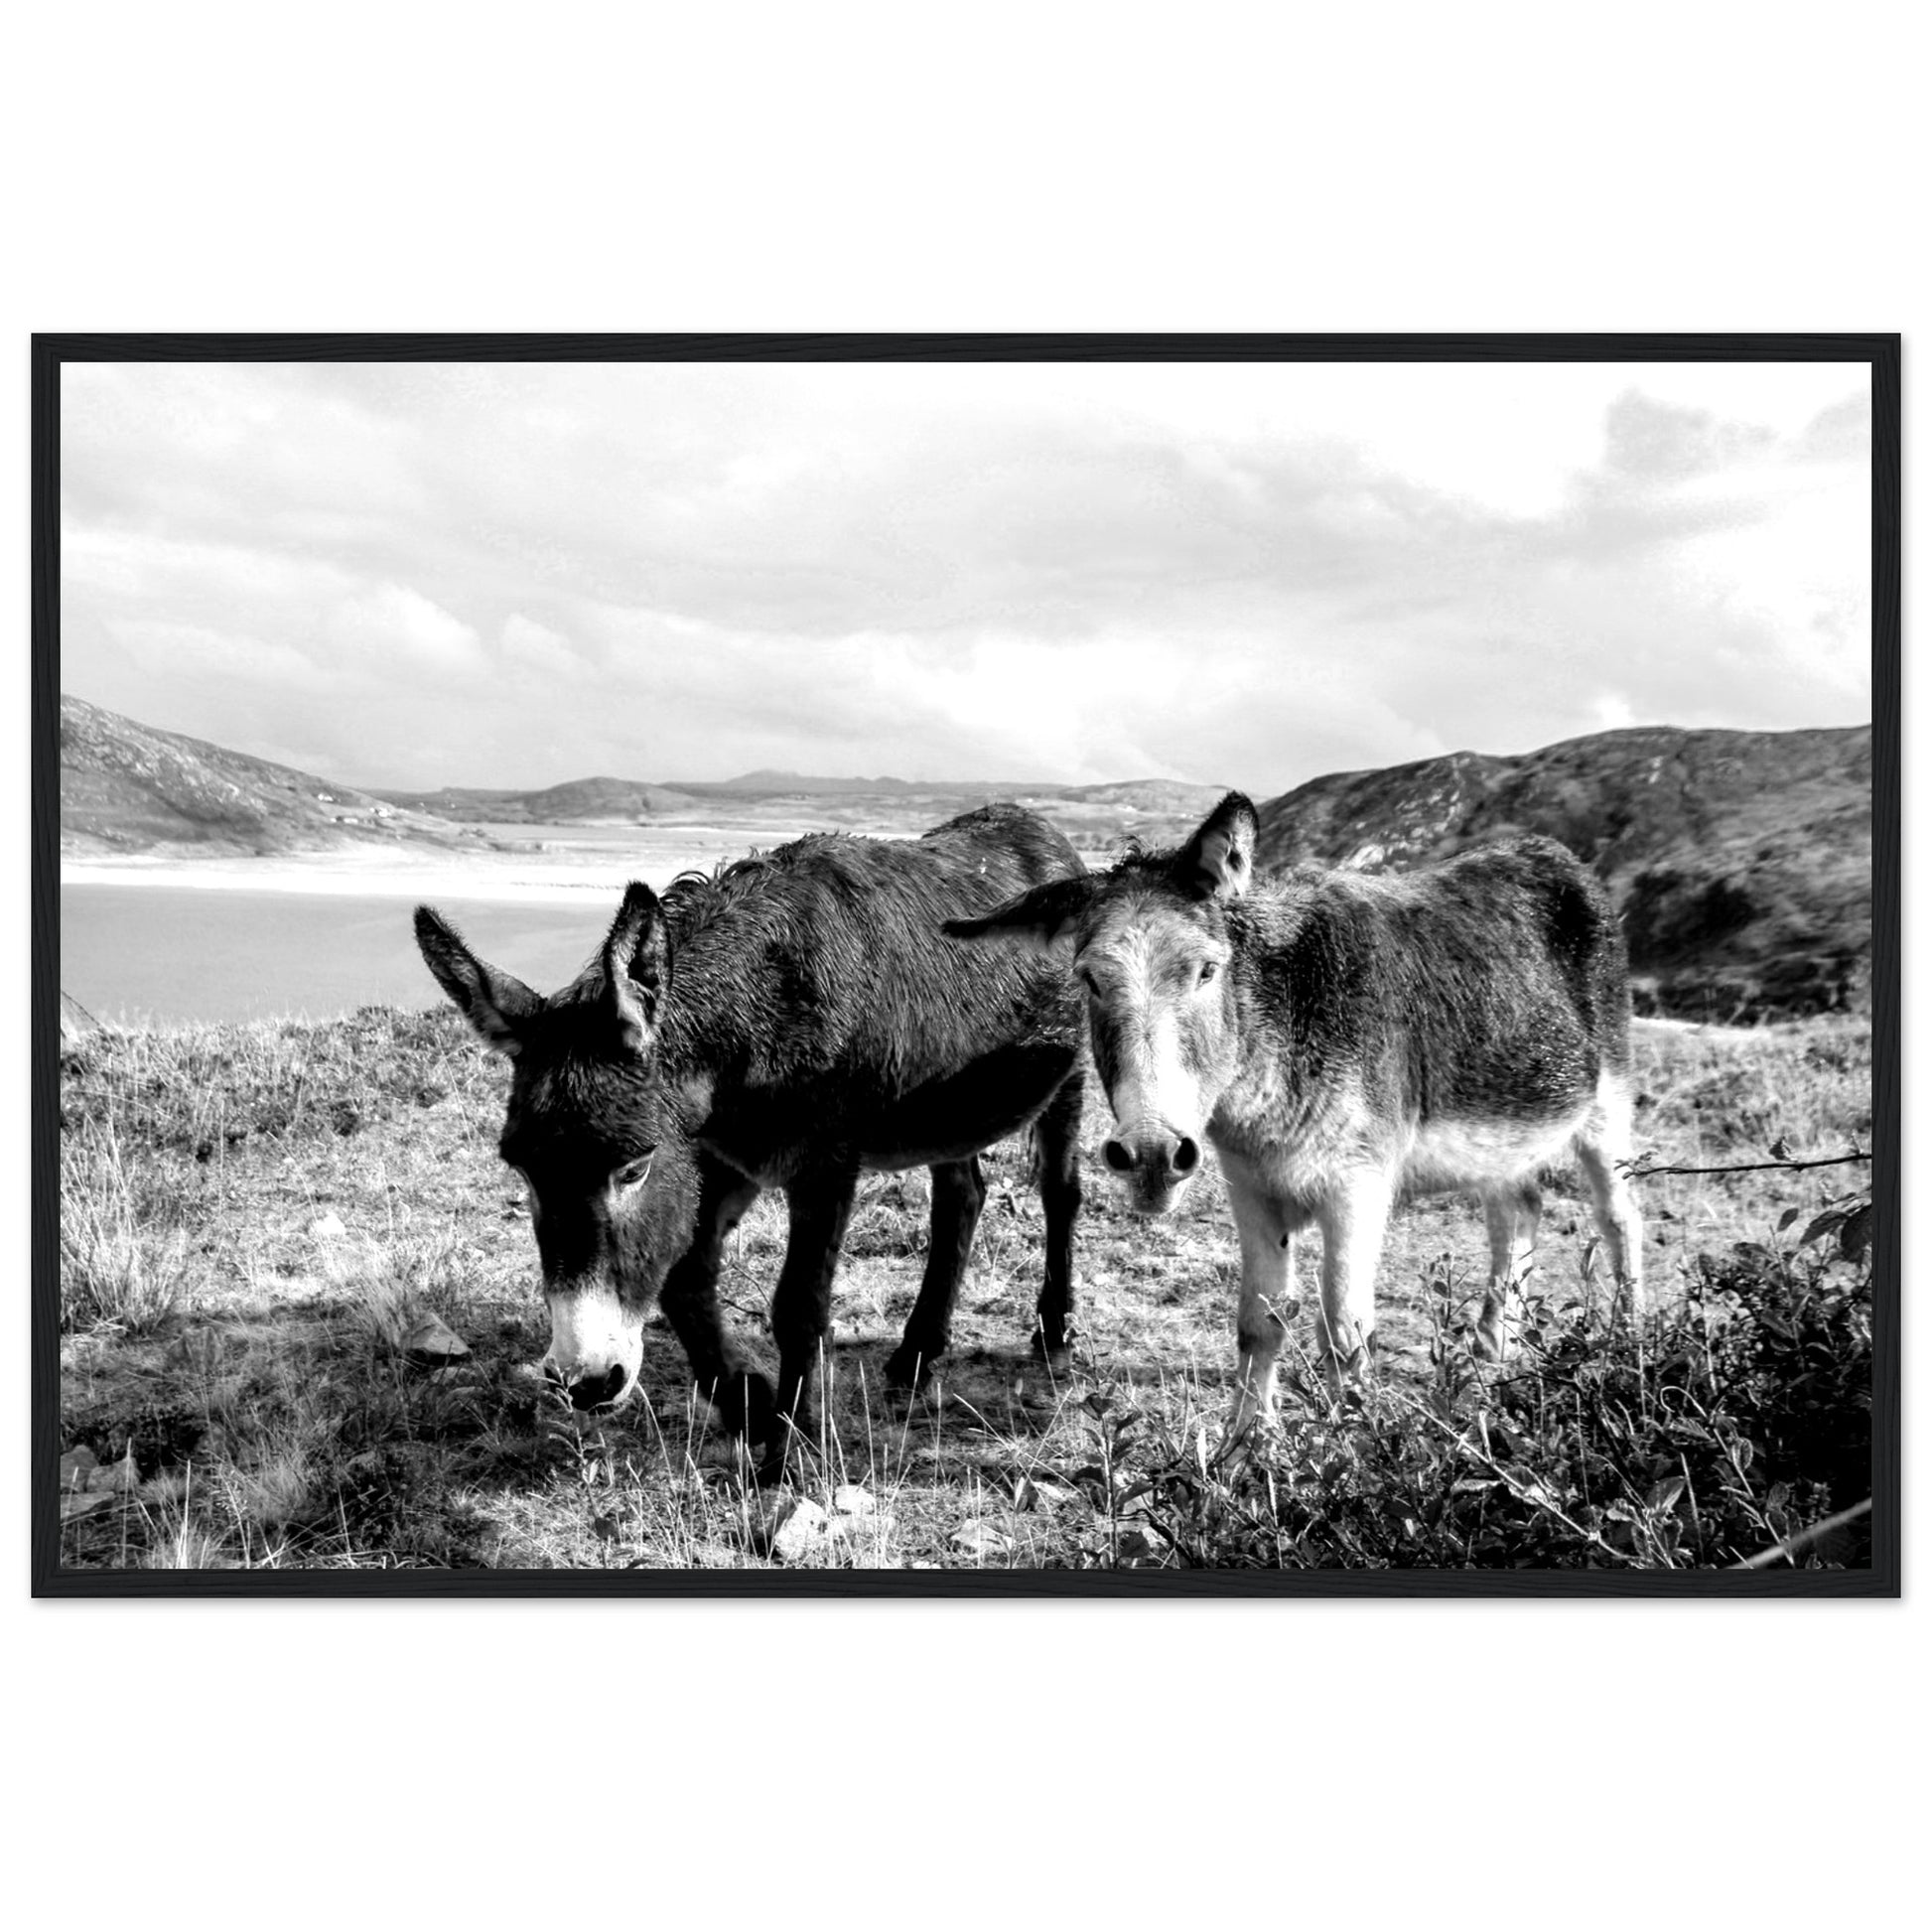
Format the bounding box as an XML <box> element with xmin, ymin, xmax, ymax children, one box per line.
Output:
<box><xmin>1258</xmin><ymin>833</ymin><xmax>1633</xmax><ymax>1150</ymax></box>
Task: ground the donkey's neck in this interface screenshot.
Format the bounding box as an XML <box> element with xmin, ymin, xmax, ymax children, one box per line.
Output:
<box><xmin>648</xmin><ymin>900</ymin><xmax>789</xmax><ymax>1101</ymax></box>
<box><xmin>1213</xmin><ymin>884</ymin><xmax>1337</xmax><ymax>1141</ymax></box>
<box><xmin>655</xmin><ymin>951</ymin><xmax>753</xmax><ymax>1085</ymax></box>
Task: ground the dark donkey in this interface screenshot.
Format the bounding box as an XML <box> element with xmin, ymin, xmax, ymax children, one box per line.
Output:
<box><xmin>414</xmin><ymin>804</ymin><xmax>1087</xmax><ymax>1449</ymax></box>
<box><xmin>950</xmin><ymin>793</ymin><xmax>1641</xmax><ymax>1438</ymax></box>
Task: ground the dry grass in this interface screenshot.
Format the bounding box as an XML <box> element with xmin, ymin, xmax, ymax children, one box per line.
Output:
<box><xmin>55</xmin><ymin>1008</ymin><xmax>1874</xmax><ymax>1573</ymax></box>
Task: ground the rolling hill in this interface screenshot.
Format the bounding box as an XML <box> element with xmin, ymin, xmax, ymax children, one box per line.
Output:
<box><xmin>1253</xmin><ymin>724</ymin><xmax>1872</xmax><ymax>1020</ymax></box>
<box><xmin>371</xmin><ymin>776</ymin><xmax>702</xmax><ymax>824</ymax></box>
<box><xmin>60</xmin><ymin>696</ymin><xmax>1872</xmax><ymax>1018</ymax></box>
<box><xmin>59</xmin><ymin>696</ymin><xmax>499</xmax><ymax>858</ymax></box>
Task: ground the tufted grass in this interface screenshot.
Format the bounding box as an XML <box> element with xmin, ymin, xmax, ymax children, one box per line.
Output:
<box><xmin>55</xmin><ymin>1008</ymin><xmax>1873</xmax><ymax>1573</ymax></box>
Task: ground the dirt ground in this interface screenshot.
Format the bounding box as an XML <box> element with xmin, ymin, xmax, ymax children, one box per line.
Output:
<box><xmin>55</xmin><ymin>1008</ymin><xmax>1874</xmax><ymax>1572</ymax></box>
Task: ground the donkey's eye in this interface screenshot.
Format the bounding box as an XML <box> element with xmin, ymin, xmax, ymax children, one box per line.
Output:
<box><xmin>1198</xmin><ymin>960</ymin><xmax>1219</xmax><ymax>986</ymax></box>
<box><xmin>614</xmin><ymin>1149</ymin><xmax>657</xmax><ymax>1191</ymax></box>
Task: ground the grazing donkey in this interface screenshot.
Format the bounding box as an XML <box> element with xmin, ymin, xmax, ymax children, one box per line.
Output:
<box><xmin>948</xmin><ymin>792</ymin><xmax>1641</xmax><ymax>1437</ymax></box>
<box><xmin>415</xmin><ymin>804</ymin><xmax>1087</xmax><ymax>1452</ymax></box>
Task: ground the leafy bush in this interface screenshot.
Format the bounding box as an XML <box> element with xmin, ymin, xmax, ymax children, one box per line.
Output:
<box><xmin>1045</xmin><ymin>1191</ymin><xmax>1873</xmax><ymax>1572</ymax></box>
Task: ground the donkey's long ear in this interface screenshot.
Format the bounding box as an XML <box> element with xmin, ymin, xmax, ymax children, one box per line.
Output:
<box><xmin>602</xmin><ymin>881</ymin><xmax>672</xmax><ymax>1054</ymax></box>
<box><xmin>1174</xmin><ymin>792</ymin><xmax>1259</xmax><ymax>901</ymax></box>
<box><xmin>414</xmin><ymin>906</ymin><xmax>541</xmax><ymax>1055</ymax></box>
<box><xmin>945</xmin><ymin>874</ymin><xmax>1096</xmax><ymax>953</ymax></box>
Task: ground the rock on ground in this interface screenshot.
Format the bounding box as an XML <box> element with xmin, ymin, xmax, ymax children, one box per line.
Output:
<box><xmin>401</xmin><ymin>1313</ymin><xmax>472</xmax><ymax>1366</ymax></box>
<box><xmin>766</xmin><ymin>1497</ymin><xmax>832</xmax><ymax>1564</ymax></box>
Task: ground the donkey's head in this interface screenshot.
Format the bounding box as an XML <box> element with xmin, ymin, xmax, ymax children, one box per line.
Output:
<box><xmin>414</xmin><ymin>884</ymin><xmax>699</xmax><ymax>1411</ymax></box>
<box><xmin>948</xmin><ymin>792</ymin><xmax>1257</xmax><ymax>1215</ymax></box>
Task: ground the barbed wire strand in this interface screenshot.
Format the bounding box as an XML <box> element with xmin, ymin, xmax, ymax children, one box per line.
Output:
<box><xmin>1728</xmin><ymin>1498</ymin><xmax>1872</xmax><ymax>1571</ymax></box>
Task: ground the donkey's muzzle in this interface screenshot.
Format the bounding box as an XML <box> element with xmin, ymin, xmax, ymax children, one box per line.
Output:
<box><xmin>1101</xmin><ymin>1129</ymin><xmax>1200</xmax><ymax>1177</ymax></box>
<box><xmin>544</xmin><ymin>1282</ymin><xmax>644</xmax><ymax>1411</ymax></box>
<box><xmin>1101</xmin><ymin>1125</ymin><xmax>1201</xmax><ymax>1211</ymax></box>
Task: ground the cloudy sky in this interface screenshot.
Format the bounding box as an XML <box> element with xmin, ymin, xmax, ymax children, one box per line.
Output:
<box><xmin>60</xmin><ymin>357</ymin><xmax>1871</xmax><ymax>795</ymax></box>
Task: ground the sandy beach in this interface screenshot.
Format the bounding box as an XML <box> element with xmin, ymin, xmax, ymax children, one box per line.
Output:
<box><xmin>57</xmin><ymin>809</ymin><xmax>926</xmax><ymax>907</ymax></box>
<box><xmin>60</xmin><ymin>837</ymin><xmax>776</xmax><ymax>906</ymax></box>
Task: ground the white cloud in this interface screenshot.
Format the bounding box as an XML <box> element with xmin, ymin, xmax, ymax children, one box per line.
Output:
<box><xmin>58</xmin><ymin>359</ymin><xmax>1873</xmax><ymax>793</ymax></box>
<box><xmin>326</xmin><ymin>584</ymin><xmax>483</xmax><ymax>676</ymax></box>
<box><xmin>498</xmin><ymin>614</ymin><xmax>587</xmax><ymax>684</ymax></box>
<box><xmin>102</xmin><ymin>619</ymin><xmax>328</xmax><ymax>692</ymax></box>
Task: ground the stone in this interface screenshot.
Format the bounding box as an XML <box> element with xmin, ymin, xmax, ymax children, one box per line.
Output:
<box><xmin>767</xmin><ymin>1497</ymin><xmax>832</xmax><ymax>1564</ymax></box>
<box><xmin>59</xmin><ymin>1444</ymin><xmax>139</xmax><ymax>1494</ymax></box>
<box><xmin>830</xmin><ymin>1483</ymin><xmax>876</xmax><ymax>1518</ymax></box>
<box><xmin>401</xmin><ymin>1313</ymin><xmax>471</xmax><ymax>1367</ymax></box>
<box><xmin>309</xmin><ymin>1212</ymin><xmax>347</xmax><ymax>1240</ymax></box>
<box><xmin>1014</xmin><ymin>1476</ymin><xmax>1079</xmax><ymax>1513</ymax></box>
<box><xmin>950</xmin><ymin>1520</ymin><xmax>1013</xmax><ymax>1559</ymax></box>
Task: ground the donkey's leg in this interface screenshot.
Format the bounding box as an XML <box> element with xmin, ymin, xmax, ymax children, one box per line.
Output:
<box><xmin>1031</xmin><ymin>1066</ymin><xmax>1086</xmax><ymax>1373</ymax></box>
<box><xmin>1220</xmin><ymin>1157</ymin><xmax>1298</xmax><ymax>1441</ymax></box>
<box><xmin>1313</xmin><ymin>1170</ymin><xmax>1394</xmax><ymax>1390</ymax></box>
<box><xmin>885</xmin><ymin>1156</ymin><xmax>987</xmax><ymax>1390</ymax></box>
<box><xmin>1474</xmin><ymin>1179</ymin><xmax>1542</xmax><ymax>1362</ymax></box>
<box><xmin>769</xmin><ymin>1170</ymin><xmax>859</xmax><ymax>1452</ymax></box>
<box><xmin>656</xmin><ymin>1154</ymin><xmax>771</xmax><ymax>1440</ymax></box>
<box><xmin>1578</xmin><ymin>1133</ymin><xmax>1643</xmax><ymax>1317</ymax></box>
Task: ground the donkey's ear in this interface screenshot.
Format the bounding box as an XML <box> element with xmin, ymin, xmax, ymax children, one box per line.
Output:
<box><xmin>1174</xmin><ymin>792</ymin><xmax>1259</xmax><ymax>901</ymax></box>
<box><xmin>945</xmin><ymin>874</ymin><xmax>1095</xmax><ymax>953</ymax></box>
<box><xmin>414</xmin><ymin>906</ymin><xmax>540</xmax><ymax>1055</ymax></box>
<box><xmin>602</xmin><ymin>881</ymin><xmax>672</xmax><ymax>1054</ymax></box>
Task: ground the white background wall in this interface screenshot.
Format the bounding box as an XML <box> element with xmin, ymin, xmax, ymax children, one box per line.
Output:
<box><xmin>6</xmin><ymin>7</ymin><xmax>1919</xmax><ymax>1926</ymax></box>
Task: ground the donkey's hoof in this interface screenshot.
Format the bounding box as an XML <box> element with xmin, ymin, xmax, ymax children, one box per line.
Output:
<box><xmin>750</xmin><ymin>1415</ymin><xmax>821</xmax><ymax>1484</ymax></box>
<box><xmin>884</xmin><ymin>1342</ymin><xmax>940</xmax><ymax>1392</ymax></box>
<box><xmin>1030</xmin><ymin>1332</ymin><xmax>1074</xmax><ymax>1378</ymax></box>
<box><xmin>1471</xmin><ymin>1311</ymin><xmax>1514</xmax><ymax>1362</ymax></box>
<box><xmin>1213</xmin><ymin>1410</ymin><xmax>1277</xmax><ymax>1471</ymax></box>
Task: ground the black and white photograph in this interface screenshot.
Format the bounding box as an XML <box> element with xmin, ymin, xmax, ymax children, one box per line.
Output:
<box><xmin>39</xmin><ymin>342</ymin><xmax>1895</xmax><ymax>1587</ymax></box>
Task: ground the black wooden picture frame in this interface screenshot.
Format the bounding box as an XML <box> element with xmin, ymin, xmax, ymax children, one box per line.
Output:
<box><xmin>32</xmin><ymin>333</ymin><xmax>1900</xmax><ymax>1597</ymax></box>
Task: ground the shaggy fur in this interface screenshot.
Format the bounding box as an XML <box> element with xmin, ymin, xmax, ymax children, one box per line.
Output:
<box><xmin>417</xmin><ymin>804</ymin><xmax>1087</xmax><ymax>1449</ymax></box>
<box><xmin>951</xmin><ymin>792</ymin><xmax>1641</xmax><ymax>1436</ymax></box>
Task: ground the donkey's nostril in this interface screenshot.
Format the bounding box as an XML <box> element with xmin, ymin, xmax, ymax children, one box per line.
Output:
<box><xmin>1173</xmin><ymin>1137</ymin><xmax>1201</xmax><ymax>1175</ymax></box>
<box><xmin>568</xmin><ymin>1363</ymin><xmax>627</xmax><ymax>1411</ymax></box>
<box><xmin>1102</xmin><ymin>1140</ymin><xmax>1135</xmax><ymax>1173</ymax></box>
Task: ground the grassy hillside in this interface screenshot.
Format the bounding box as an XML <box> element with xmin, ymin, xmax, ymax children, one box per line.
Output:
<box><xmin>61</xmin><ymin>695</ymin><xmax>497</xmax><ymax>859</ymax></box>
<box><xmin>56</xmin><ymin>1006</ymin><xmax>1874</xmax><ymax>1574</ymax></box>
<box><xmin>64</xmin><ymin>694</ymin><xmax>1872</xmax><ymax>1022</ymax></box>
<box><xmin>1255</xmin><ymin>724</ymin><xmax>1871</xmax><ymax>1021</ymax></box>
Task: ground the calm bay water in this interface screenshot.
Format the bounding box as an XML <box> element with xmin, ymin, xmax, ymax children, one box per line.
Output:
<box><xmin>62</xmin><ymin>885</ymin><xmax>627</xmax><ymax>1028</ymax></box>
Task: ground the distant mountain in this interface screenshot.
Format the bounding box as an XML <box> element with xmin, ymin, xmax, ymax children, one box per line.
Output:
<box><xmin>372</xmin><ymin>777</ymin><xmax>702</xmax><ymax>824</ymax></box>
<box><xmin>1254</xmin><ymin>724</ymin><xmax>1872</xmax><ymax>1020</ymax></box>
<box><xmin>371</xmin><ymin>766</ymin><xmax>1228</xmax><ymax>830</ymax></box>
<box><xmin>684</xmin><ymin>769</ymin><xmax>918</xmax><ymax>797</ymax></box>
<box><xmin>60</xmin><ymin>697</ymin><xmax>498</xmax><ymax>858</ymax></box>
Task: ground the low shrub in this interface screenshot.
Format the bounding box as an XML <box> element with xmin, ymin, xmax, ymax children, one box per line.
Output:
<box><xmin>1049</xmin><ymin>1189</ymin><xmax>1873</xmax><ymax>1571</ymax></box>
